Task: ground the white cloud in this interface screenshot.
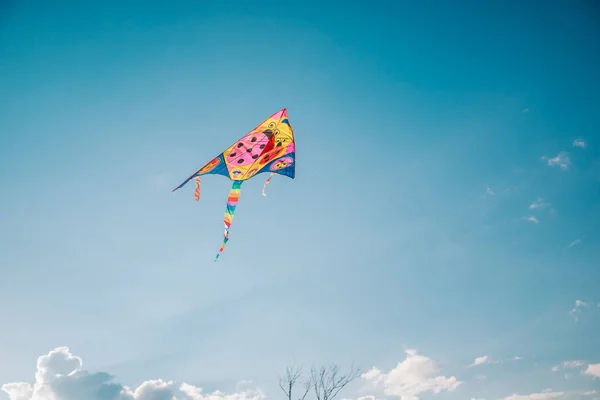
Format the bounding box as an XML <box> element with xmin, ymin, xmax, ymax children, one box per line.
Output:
<box><xmin>583</xmin><ymin>364</ymin><xmax>600</xmax><ymax>379</ymax></box>
<box><xmin>342</xmin><ymin>396</ymin><xmax>385</xmax><ymax>400</ymax></box>
<box><xmin>469</xmin><ymin>356</ymin><xmax>493</xmax><ymax>367</ymax></box>
<box><xmin>573</xmin><ymin>139</ymin><xmax>586</xmax><ymax>148</ymax></box>
<box><xmin>563</xmin><ymin>360</ymin><xmax>585</xmax><ymax>368</ymax></box>
<box><xmin>529</xmin><ymin>198</ymin><xmax>550</xmax><ymax>210</ymax></box>
<box><xmin>361</xmin><ymin>349</ymin><xmax>461</xmax><ymax>400</ymax></box>
<box><xmin>567</xmin><ymin>239</ymin><xmax>582</xmax><ymax>248</ymax></box>
<box><xmin>569</xmin><ymin>300</ymin><xmax>591</xmax><ymax>320</ymax></box>
<box><xmin>501</xmin><ymin>391</ymin><xmax>564</xmax><ymax>400</ymax></box>
<box><xmin>1</xmin><ymin>383</ymin><xmax>33</xmax><ymax>400</ymax></box>
<box><xmin>541</xmin><ymin>153</ymin><xmax>570</xmax><ymax>170</ymax></box>
<box><xmin>583</xmin><ymin>391</ymin><xmax>598</xmax><ymax>396</ymax></box>
<box><xmin>1</xmin><ymin>347</ymin><xmax>265</xmax><ymax>400</ymax></box>
<box><xmin>513</xmin><ymin>357</ymin><xmax>523</xmax><ymax>361</ymax></box>
<box><xmin>361</xmin><ymin>368</ymin><xmax>384</xmax><ymax>384</ymax></box>
<box><xmin>473</xmin><ymin>356</ymin><xmax>489</xmax><ymax>366</ymax></box>
<box><xmin>524</xmin><ymin>216</ymin><xmax>539</xmax><ymax>224</ymax></box>
<box><xmin>551</xmin><ymin>360</ymin><xmax>586</xmax><ymax>373</ymax></box>
<box><xmin>486</xmin><ymin>187</ymin><xmax>495</xmax><ymax>196</ymax></box>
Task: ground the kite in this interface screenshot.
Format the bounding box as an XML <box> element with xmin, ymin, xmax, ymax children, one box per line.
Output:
<box><xmin>172</xmin><ymin>108</ymin><xmax>296</xmax><ymax>261</ymax></box>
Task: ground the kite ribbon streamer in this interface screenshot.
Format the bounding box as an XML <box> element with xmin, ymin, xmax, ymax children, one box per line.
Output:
<box><xmin>194</xmin><ymin>177</ymin><xmax>201</xmax><ymax>201</ymax></box>
<box><xmin>262</xmin><ymin>173</ymin><xmax>275</xmax><ymax>197</ymax></box>
<box><xmin>215</xmin><ymin>180</ymin><xmax>243</xmax><ymax>261</ymax></box>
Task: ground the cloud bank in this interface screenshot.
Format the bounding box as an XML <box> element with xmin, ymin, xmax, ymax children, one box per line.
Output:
<box><xmin>1</xmin><ymin>347</ymin><xmax>265</xmax><ymax>400</ymax></box>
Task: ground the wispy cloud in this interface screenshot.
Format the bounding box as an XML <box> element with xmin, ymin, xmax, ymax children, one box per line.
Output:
<box><xmin>564</xmin><ymin>360</ymin><xmax>585</xmax><ymax>368</ymax></box>
<box><xmin>541</xmin><ymin>152</ymin><xmax>570</xmax><ymax>170</ymax></box>
<box><xmin>551</xmin><ymin>360</ymin><xmax>585</xmax><ymax>373</ymax></box>
<box><xmin>523</xmin><ymin>216</ymin><xmax>539</xmax><ymax>224</ymax></box>
<box><xmin>502</xmin><ymin>391</ymin><xmax>563</xmax><ymax>400</ymax></box>
<box><xmin>568</xmin><ymin>300</ymin><xmax>591</xmax><ymax>321</ymax></box>
<box><xmin>573</xmin><ymin>139</ymin><xmax>586</xmax><ymax>148</ymax></box>
<box><xmin>529</xmin><ymin>198</ymin><xmax>550</xmax><ymax>210</ymax></box>
<box><xmin>482</xmin><ymin>185</ymin><xmax>522</xmax><ymax>198</ymax></box>
<box><xmin>567</xmin><ymin>238</ymin><xmax>582</xmax><ymax>248</ymax></box>
<box><xmin>513</xmin><ymin>356</ymin><xmax>523</xmax><ymax>361</ymax></box>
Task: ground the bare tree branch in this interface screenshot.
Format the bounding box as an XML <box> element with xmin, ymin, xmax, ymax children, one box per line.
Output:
<box><xmin>309</xmin><ymin>363</ymin><xmax>361</xmax><ymax>400</ymax></box>
<box><xmin>279</xmin><ymin>364</ymin><xmax>312</xmax><ymax>400</ymax></box>
<box><xmin>300</xmin><ymin>378</ymin><xmax>311</xmax><ymax>400</ymax></box>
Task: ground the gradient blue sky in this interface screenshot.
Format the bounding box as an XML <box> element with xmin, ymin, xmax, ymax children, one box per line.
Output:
<box><xmin>1</xmin><ymin>1</ymin><xmax>599</xmax><ymax>399</ymax></box>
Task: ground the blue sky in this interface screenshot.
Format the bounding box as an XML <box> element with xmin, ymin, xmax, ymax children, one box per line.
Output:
<box><xmin>1</xmin><ymin>0</ymin><xmax>599</xmax><ymax>399</ymax></box>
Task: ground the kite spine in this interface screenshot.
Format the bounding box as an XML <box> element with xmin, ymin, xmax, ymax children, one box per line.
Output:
<box><xmin>215</xmin><ymin>180</ymin><xmax>243</xmax><ymax>261</ymax></box>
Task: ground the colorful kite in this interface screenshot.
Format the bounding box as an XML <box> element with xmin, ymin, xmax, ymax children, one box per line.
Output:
<box><xmin>172</xmin><ymin>108</ymin><xmax>296</xmax><ymax>260</ymax></box>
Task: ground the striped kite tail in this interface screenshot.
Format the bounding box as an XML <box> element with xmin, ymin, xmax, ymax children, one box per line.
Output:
<box><xmin>215</xmin><ymin>180</ymin><xmax>243</xmax><ymax>261</ymax></box>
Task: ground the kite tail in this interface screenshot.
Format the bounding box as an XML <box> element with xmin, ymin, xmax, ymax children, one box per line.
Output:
<box><xmin>261</xmin><ymin>173</ymin><xmax>275</xmax><ymax>197</ymax></box>
<box><xmin>194</xmin><ymin>177</ymin><xmax>201</xmax><ymax>201</ymax></box>
<box><xmin>215</xmin><ymin>180</ymin><xmax>243</xmax><ymax>261</ymax></box>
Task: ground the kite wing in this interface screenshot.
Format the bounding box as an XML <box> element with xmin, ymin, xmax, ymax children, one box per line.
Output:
<box><xmin>172</xmin><ymin>108</ymin><xmax>296</xmax><ymax>261</ymax></box>
<box><xmin>172</xmin><ymin>108</ymin><xmax>295</xmax><ymax>191</ymax></box>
